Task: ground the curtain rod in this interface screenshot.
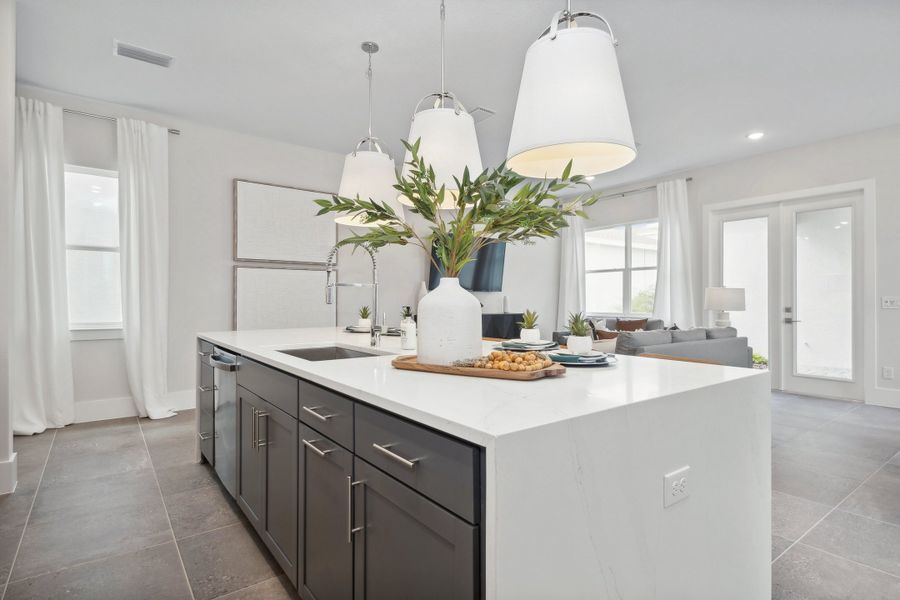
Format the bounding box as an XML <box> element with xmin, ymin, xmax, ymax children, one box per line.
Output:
<box><xmin>63</xmin><ymin>108</ymin><xmax>181</xmax><ymax>135</ymax></box>
<box><xmin>600</xmin><ymin>176</ymin><xmax>693</xmax><ymax>200</ymax></box>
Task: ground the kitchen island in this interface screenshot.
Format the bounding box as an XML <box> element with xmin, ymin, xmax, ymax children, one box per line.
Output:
<box><xmin>196</xmin><ymin>327</ymin><xmax>771</xmax><ymax>600</ymax></box>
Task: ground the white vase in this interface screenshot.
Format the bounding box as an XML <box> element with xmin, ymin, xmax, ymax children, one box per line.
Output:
<box><xmin>357</xmin><ymin>318</ymin><xmax>371</xmax><ymax>329</ymax></box>
<box><xmin>416</xmin><ymin>281</ymin><xmax>429</xmax><ymax>314</ymax></box>
<box><xmin>567</xmin><ymin>335</ymin><xmax>593</xmax><ymax>355</ymax></box>
<box><xmin>520</xmin><ymin>328</ymin><xmax>541</xmax><ymax>343</ymax></box>
<box><xmin>417</xmin><ymin>277</ymin><xmax>482</xmax><ymax>366</ymax></box>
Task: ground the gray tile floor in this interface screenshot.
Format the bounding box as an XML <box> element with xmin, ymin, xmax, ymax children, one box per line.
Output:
<box><xmin>0</xmin><ymin>393</ymin><xmax>898</xmax><ymax>599</ymax></box>
<box><xmin>0</xmin><ymin>410</ymin><xmax>297</xmax><ymax>600</ymax></box>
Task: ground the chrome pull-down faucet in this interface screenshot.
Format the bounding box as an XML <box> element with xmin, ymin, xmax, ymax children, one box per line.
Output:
<box><xmin>324</xmin><ymin>244</ymin><xmax>380</xmax><ymax>347</ymax></box>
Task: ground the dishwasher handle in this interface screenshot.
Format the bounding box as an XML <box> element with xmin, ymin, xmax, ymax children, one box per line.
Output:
<box><xmin>207</xmin><ymin>354</ymin><xmax>238</xmax><ymax>371</ymax></box>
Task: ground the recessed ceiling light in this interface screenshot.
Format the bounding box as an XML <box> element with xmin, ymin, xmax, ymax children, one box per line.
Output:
<box><xmin>840</xmin><ymin>221</ymin><xmax>849</xmax><ymax>225</ymax></box>
<box><xmin>834</xmin><ymin>225</ymin><xmax>841</xmax><ymax>229</ymax></box>
<box><xmin>746</xmin><ymin>131</ymin><xmax>765</xmax><ymax>141</ymax></box>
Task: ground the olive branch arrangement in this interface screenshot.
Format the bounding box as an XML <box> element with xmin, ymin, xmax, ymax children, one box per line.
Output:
<box><xmin>315</xmin><ymin>139</ymin><xmax>601</xmax><ymax>277</ymax></box>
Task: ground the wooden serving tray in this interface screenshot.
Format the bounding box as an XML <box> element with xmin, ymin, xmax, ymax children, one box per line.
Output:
<box><xmin>391</xmin><ymin>355</ymin><xmax>566</xmax><ymax>381</ymax></box>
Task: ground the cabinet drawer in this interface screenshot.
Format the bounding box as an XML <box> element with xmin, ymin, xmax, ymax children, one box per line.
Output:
<box><xmin>298</xmin><ymin>380</ymin><xmax>353</xmax><ymax>451</ymax></box>
<box><xmin>238</xmin><ymin>358</ymin><xmax>298</xmax><ymax>418</ymax></box>
<box><xmin>355</xmin><ymin>404</ymin><xmax>479</xmax><ymax>523</ymax></box>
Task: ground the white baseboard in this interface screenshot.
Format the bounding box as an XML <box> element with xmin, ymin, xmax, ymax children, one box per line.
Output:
<box><xmin>74</xmin><ymin>389</ymin><xmax>196</xmax><ymax>423</ymax></box>
<box><xmin>0</xmin><ymin>452</ymin><xmax>18</xmax><ymax>495</ymax></box>
<box><xmin>867</xmin><ymin>385</ymin><xmax>900</xmax><ymax>409</ymax></box>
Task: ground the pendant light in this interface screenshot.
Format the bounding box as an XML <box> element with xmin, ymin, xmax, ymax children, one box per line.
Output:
<box><xmin>336</xmin><ymin>42</ymin><xmax>403</xmax><ymax>228</ymax></box>
<box><xmin>507</xmin><ymin>2</ymin><xmax>636</xmax><ymax>179</ymax></box>
<box><xmin>399</xmin><ymin>0</ymin><xmax>482</xmax><ymax>209</ymax></box>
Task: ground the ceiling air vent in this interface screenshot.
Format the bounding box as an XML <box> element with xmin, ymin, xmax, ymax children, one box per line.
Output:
<box><xmin>114</xmin><ymin>40</ymin><xmax>173</xmax><ymax>68</ymax></box>
<box><xmin>469</xmin><ymin>106</ymin><xmax>496</xmax><ymax>124</ymax></box>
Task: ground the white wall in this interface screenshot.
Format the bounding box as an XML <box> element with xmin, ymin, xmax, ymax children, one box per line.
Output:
<box><xmin>0</xmin><ymin>0</ymin><xmax>16</xmax><ymax>493</ymax></box>
<box><xmin>16</xmin><ymin>84</ymin><xmax>345</xmax><ymax>420</ymax></box>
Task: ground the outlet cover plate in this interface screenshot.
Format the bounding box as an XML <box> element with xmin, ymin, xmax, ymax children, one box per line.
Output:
<box><xmin>882</xmin><ymin>296</ymin><xmax>900</xmax><ymax>309</ymax></box>
<box><xmin>664</xmin><ymin>466</ymin><xmax>691</xmax><ymax>508</ymax></box>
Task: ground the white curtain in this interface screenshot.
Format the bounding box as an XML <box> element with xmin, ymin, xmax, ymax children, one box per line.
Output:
<box><xmin>557</xmin><ymin>214</ymin><xmax>586</xmax><ymax>328</ymax></box>
<box><xmin>12</xmin><ymin>97</ymin><xmax>74</xmax><ymax>435</ymax></box>
<box><xmin>118</xmin><ymin>118</ymin><xmax>174</xmax><ymax>419</ymax></box>
<box><xmin>653</xmin><ymin>179</ymin><xmax>697</xmax><ymax>328</ymax></box>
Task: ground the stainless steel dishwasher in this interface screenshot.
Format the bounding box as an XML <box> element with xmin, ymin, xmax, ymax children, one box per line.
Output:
<box><xmin>208</xmin><ymin>348</ymin><xmax>239</xmax><ymax>497</ymax></box>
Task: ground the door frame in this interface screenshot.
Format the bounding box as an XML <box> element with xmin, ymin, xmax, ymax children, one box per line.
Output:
<box><xmin>702</xmin><ymin>179</ymin><xmax>882</xmax><ymax>404</ymax></box>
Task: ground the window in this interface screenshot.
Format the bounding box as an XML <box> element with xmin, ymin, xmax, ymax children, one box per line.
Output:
<box><xmin>64</xmin><ymin>165</ymin><xmax>123</xmax><ymax>331</ymax></box>
<box><xmin>584</xmin><ymin>221</ymin><xmax>658</xmax><ymax>315</ymax></box>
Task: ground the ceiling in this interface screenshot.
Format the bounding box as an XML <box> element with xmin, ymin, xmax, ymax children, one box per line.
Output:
<box><xmin>15</xmin><ymin>0</ymin><xmax>900</xmax><ymax>189</ymax></box>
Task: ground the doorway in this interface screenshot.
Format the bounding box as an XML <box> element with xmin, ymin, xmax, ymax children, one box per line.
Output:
<box><xmin>708</xmin><ymin>190</ymin><xmax>864</xmax><ymax>401</ymax></box>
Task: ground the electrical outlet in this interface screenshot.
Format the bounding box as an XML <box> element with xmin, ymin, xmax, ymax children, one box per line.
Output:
<box><xmin>882</xmin><ymin>296</ymin><xmax>900</xmax><ymax>309</ymax></box>
<box><xmin>883</xmin><ymin>367</ymin><xmax>895</xmax><ymax>380</ymax></box>
<box><xmin>664</xmin><ymin>466</ymin><xmax>691</xmax><ymax>508</ymax></box>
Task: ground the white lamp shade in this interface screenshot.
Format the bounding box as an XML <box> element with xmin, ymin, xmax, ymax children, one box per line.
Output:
<box><xmin>399</xmin><ymin>107</ymin><xmax>482</xmax><ymax>210</ymax></box>
<box><xmin>507</xmin><ymin>27</ymin><xmax>636</xmax><ymax>179</ymax></box>
<box><xmin>336</xmin><ymin>150</ymin><xmax>402</xmax><ymax>227</ymax></box>
<box><xmin>704</xmin><ymin>287</ymin><xmax>746</xmax><ymax>311</ymax></box>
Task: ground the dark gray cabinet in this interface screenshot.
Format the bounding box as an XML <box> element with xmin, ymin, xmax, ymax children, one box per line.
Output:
<box><xmin>298</xmin><ymin>423</ymin><xmax>353</xmax><ymax>600</ymax></box>
<box><xmin>353</xmin><ymin>458</ymin><xmax>477</xmax><ymax>600</ymax></box>
<box><xmin>237</xmin><ymin>388</ymin><xmax>266</xmax><ymax>530</ymax></box>
<box><xmin>197</xmin><ymin>341</ymin><xmax>215</xmax><ymax>465</ymax></box>
<box><xmin>237</xmin><ymin>385</ymin><xmax>298</xmax><ymax>586</ymax></box>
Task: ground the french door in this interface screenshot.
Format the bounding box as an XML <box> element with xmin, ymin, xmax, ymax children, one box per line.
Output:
<box><xmin>709</xmin><ymin>191</ymin><xmax>863</xmax><ymax>400</ymax></box>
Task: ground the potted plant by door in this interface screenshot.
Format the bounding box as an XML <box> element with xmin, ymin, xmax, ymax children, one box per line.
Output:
<box><xmin>518</xmin><ymin>309</ymin><xmax>541</xmax><ymax>343</ymax></box>
<box><xmin>357</xmin><ymin>305</ymin><xmax>372</xmax><ymax>329</ymax></box>
<box><xmin>316</xmin><ymin>140</ymin><xmax>600</xmax><ymax>365</ymax></box>
<box><xmin>566</xmin><ymin>312</ymin><xmax>593</xmax><ymax>355</ymax></box>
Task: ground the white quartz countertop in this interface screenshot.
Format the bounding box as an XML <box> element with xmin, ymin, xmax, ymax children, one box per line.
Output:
<box><xmin>198</xmin><ymin>327</ymin><xmax>765</xmax><ymax>446</ymax></box>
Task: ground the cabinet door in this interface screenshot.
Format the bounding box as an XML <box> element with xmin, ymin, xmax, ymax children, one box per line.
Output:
<box><xmin>353</xmin><ymin>458</ymin><xmax>478</xmax><ymax>600</ymax></box>
<box><xmin>237</xmin><ymin>389</ymin><xmax>265</xmax><ymax>531</ymax></box>
<box><xmin>261</xmin><ymin>401</ymin><xmax>298</xmax><ymax>586</ymax></box>
<box><xmin>298</xmin><ymin>423</ymin><xmax>353</xmax><ymax>600</ymax></box>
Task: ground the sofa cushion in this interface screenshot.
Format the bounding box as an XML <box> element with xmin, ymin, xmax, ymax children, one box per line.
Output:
<box><xmin>645</xmin><ymin>319</ymin><xmax>665</xmax><ymax>331</ymax></box>
<box><xmin>672</xmin><ymin>328</ymin><xmax>707</xmax><ymax>343</ymax></box>
<box><xmin>615</xmin><ymin>330</ymin><xmax>672</xmax><ymax>355</ymax></box>
<box><xmin>616</xmin><ymin>318</ymin><xmax>648</xmax><ymax>331</ymax></box>
<box><xmin>707</xmin><ymin>327</ymin><xmax>737</xmax><ymax>339</ymax></box>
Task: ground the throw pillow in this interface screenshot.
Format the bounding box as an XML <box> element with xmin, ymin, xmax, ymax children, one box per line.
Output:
<box><xmin>672</xmin><ymin>328</ymin><xmax>707</xmax><ymax>343</ymax></box>
<box><xmin>614</xmin><ymin>330</ymin><xmax>673</xmax><ymax>355</ymax></box>
<box><xmin>616</xmin><ymin>318</ymin><xmax>648</xmax><ymax>332</ymax></box>
<box><xmin>666</xmin><ymin>323</ymin><xmax>680</xmax><ymax>331</ymax></box>
<box><xmin>706</xmin><ymin>326</ymin><xmax>737</xmax><ymax>339</ymax></box>
<box><xmin>595</xmin><ymin>329</ymin><xmax>619</xmax><ymax>340</ymax></box>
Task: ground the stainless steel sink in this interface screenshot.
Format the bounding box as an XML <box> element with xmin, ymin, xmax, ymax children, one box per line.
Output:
<box><xmin>276</xmin><ymin>346</ymin><xmax>382</xmax><ymax>361</ymax></box>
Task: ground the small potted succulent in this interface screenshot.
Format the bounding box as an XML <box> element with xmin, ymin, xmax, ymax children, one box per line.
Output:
<box><xmin>518</xmin><ymin>309</ymin><xmax>540</xmax><ymax>343</ymax></box>
<box><xmin>357</xmin><ymin>305</ymin><xmax>372</xmax><ymax>329</ymax></box>
<box><xmin>566</xmin><ymin>312</ymin><xmax>593</xmax><ymax>355</ymax></box>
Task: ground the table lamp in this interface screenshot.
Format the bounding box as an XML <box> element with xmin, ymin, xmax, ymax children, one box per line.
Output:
<box><xmin>704</xmin><ymin>287</ymin><xmax>745</xmax><ymax>327</ymax></box>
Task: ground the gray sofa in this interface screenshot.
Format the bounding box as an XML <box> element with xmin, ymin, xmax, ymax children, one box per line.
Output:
<box><xmin>553</xmin><ymin>323</ymin><xmax>753</xmax><ymax>368</ymax></box>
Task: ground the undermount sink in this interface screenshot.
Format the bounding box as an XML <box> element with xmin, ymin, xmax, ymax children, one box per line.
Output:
<box><xmin>276</xmin><ymin>346</ymin><xmax>382</xmax><ymax>361</ymax></box>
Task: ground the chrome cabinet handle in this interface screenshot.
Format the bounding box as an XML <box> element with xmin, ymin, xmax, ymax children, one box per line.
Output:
<box><xmin>302</xmin><ymin>438</ymin><xmax>334</xmax><ymax>458</ymax></box>
<box><xmin>250</xmin><ymin>407</ymin><xmax>258</xmax><ymax>449</ymax></box>
<box><xmin>302</xmin><ymin>405</ymin><xmax>337</xmax><ymax>422</ymax></box>
<box><xmin>348</xmin><ymin>477</ymin><xmax>365</xmax><ymax>543</ymax></box>
<box><xmin>256</xmin><ymin>411</ymin><xmax>269</xmax><ymax>450</ymax></box>
<box><xmin>198</xmin><ymin>385</ymin><xmax>217</xmax><ymax>392</ymax></box>
<box><xmin>372</xmin><ymin>443</ymin><xmax>419</xmax><ymax>469</ymax></box>
<box><xmin>783</xmin><ymin>318</ymin><xmax>802</xmax><ymax>324</ymax></box>
<box><xmin>198</xmin><ymin>431</ymin><xmax>213</xmax><ymax>441</ymax></box>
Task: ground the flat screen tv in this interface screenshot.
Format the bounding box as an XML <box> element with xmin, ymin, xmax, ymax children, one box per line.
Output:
<box><xmin>428</xmin><ymin>243</ymin><xmax>506</xmax><ymax>292</ymax></box>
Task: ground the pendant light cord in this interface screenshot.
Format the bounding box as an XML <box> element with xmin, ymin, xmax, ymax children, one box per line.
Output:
<box><xmin>367</xmin><ymin>51</ymin><xmax>374</xmax><ymax>145</ymax></box>
<box><xmin>440</xmin><ymin>0</ymin><xmax>446</xmax><ymax>106</ymax></box>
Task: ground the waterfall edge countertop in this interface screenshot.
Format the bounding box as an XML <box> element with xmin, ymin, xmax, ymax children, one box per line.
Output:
<box><xmin>197</xmin><ymin>326</ymin><xmax>765</xmax><ymax>447</ymax></box>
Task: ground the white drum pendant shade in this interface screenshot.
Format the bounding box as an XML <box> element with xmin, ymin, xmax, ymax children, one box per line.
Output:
<box><xmin>507</xmin><ymin>26</ymin><xmax>636</xmax><ymax>179</ymax></box>
<box><xmin>336</xmin><ymin>150</ymin><xmax>401</xmax><ymax>227</ymax></box>
<box><xmin>399</xmin><ymin>107</ymin><xmax>483</xmax><ymax>209</ymax></box>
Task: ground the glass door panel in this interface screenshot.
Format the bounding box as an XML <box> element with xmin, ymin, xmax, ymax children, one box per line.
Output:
<box><xmin>793</xmin><ymin>206</ymin><xmax>853</xmax><ymax>380</ymax></box>
<box><xmin>722</xmin><ymin>217</ymin><xmax>769</xmax><ymax>363</ymax></box>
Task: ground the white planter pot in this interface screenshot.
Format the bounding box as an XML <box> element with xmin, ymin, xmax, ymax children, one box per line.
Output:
<box><xmin>566</xmin><ymin>335</ymin><xmax>593</xmax><ymax>355</ymax></box>
<box><xmin>417</xmin><ymin>277</ymin><xmax>482</xmax><ymax>366</ymax></box>
<box><xmin>520</xmin><ymin>328</ymin><xmax>541</xmax><ymax>343</ymax></box>
<box><xmin>357</xmin><ymin>318</ymin><xmax>372</xmax><ymax>329</ymax></box>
